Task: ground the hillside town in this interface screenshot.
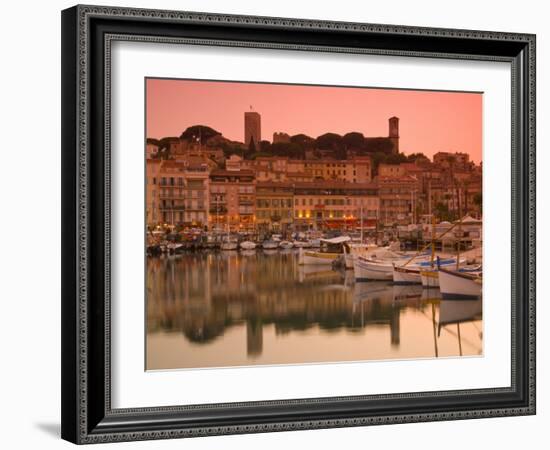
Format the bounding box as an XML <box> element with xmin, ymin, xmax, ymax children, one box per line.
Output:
<box><xmin>146</xmin><ymin>111</ymin><xmax>482</xmax><ymax>237</ymax></box>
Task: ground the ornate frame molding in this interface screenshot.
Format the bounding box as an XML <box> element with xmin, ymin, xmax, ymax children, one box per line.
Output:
<box><xmin>62</xmin><ymin>5</ymin><xmax>536</xmax><ymax>444</ymax></box>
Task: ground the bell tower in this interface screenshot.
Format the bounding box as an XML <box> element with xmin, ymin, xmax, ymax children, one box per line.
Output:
<box><xmin>389</xmin><ymin>116</ymin><xmax>399</xmax><ymax>154</ymax></box>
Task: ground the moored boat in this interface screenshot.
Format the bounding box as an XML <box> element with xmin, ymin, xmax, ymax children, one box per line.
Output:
<box><xmin>262</xmin><ymin>240</ymin><xmax>279</xmax><ymax>250</ymax></box>
<box><xmin>355</xmin><ymin>255</ymin><xmax>456</xmax><ymax>282</ymax></box>
<box><xmin>298</xmin><ymin>249</ymin><xmax>341</xmax><ymax>265</ymax></box>
<box><xmin>308</xmin><ymin>239</ymin><xmax>321</xmax><ymax>248</ymax></box>
<box><xmin>298</xmin><ymin>236</ymin><xmax>350</xmax><ymax>265</ymax></box>
<box><xmin>420</xmin><ymin>269</ymin><xmax>440</xmax><ymax>288</ymax></box>
<box><xmin>354</xmin><ymin>256</ymin><xmax>394</xmax><ymax>281</ymax></box>
<box><xmin>220</xmin><ymin>239</ymin><xmax>238</xmax><ymax>251</ymax></box>
<box><xmin>420</xmin><ymin>264</ymin><xmax>482</xmax><ymax>288</ymax></box>
<box><xmin>438</xmin><ymin>267</ymin><xmax>482</xmax><ymax>299</ymax></box>
<box><xmin>392</xmin><ymin>265</ymin><xmax>422</xmax><ymax>285</ymax></box>
<box><xmin>166</xmin><ymin>242</ymin><xmax>184</xmax><ymax>254</ymax></box>
<box><xmin>343</xmin><ymin>243</ymin><xmax>376</xmax><ymax>269</ymax></box>
<box><xmin>239</xmin><ymin>240</ymin><xmax>257</xmax><ymax>250</ymax></box>
<box><xmin>279</xmin><ymin>240</ymin><xmax>294</xmax><ymax>249</ymax></box>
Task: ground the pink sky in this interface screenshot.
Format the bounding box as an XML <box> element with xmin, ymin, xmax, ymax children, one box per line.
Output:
<box><xmin>146</xmin><ymin>78</ymin><xmax>482</xmax><ymax>163</ymax></box>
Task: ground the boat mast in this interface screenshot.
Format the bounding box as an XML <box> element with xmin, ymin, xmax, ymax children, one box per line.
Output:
<box><xmin>431</xmin><ymin>214</ymin><xmax>436</xmax><ymax>267</ymax></box>
<box><xmin>360</xmin><ymin>204</ymin><xmax>364</xmax><ymax>243</ymax></box>
<box><xmin>456</xmin><ymin>186</ymin><xmax>462</xmax><ymax>270</ymax></box>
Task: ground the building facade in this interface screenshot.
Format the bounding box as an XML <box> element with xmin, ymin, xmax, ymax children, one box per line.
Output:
<box><xmin>209</xmin><ymin>169</ymin><xmax>256</xmax><ymax>232</ymax></box>
<box><xmin>255</xmin><ymin>182</ymin><xmax>294</xmax><ymax>233</ymax></box>
<box><xmin>378</xmin><ymin>175</ymin><xmax>421</xmax><ymax>226</ymax></box>
<box><xmin>293</xmin><ymin>181</ymin><xmax>379</xmax><ymax>231</ymax></box>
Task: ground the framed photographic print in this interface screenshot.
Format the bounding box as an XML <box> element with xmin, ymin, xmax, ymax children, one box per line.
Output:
<box><xmin>61</xmin><ymin>4</ymin><xmax>536</xmax><ymax>444</ymax></box>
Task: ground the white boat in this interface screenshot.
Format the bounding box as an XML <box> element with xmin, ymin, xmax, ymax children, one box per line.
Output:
<box><xmin>354</xmin><ymin>256</ymin><xmax>394</xmax><ymax>281</ymax></box>
<box><xmin>299</xmin><ymin>249</ymin><xmax>341</xmax><ymax>265</ymax></box>
<box><xmin>356</xmin><ymin>255</ymin><xmax>455</xmax><ymax>282</ymax></box>
<box><xmin>239</xmin><ymin>241</ymin><xmax>257</xmax><ymax>250</ymax></box>
<box><xmin>221</xmin><ymin>241</ymin><xmax>238</xmax><ymax>251</ymax></box>
<box><xmin>298</xmin><ymin>236</ymin><xmax>350</xmax><ymax>265</ymax></box>
<box><xmin>343</xmin><ymin>244</ymin><xmax>408</xmax><ymax>270</ymax></box>
<box><xmin>166</xmin><ymin>242</ymin><xmax>184</xmax><ymax>254</ymax></box>
<box><xmin>420</xmin><ymin>264</ymin><xmax>481</xmax><ymax>288</ymax></box>
<box><xmin>262</xmin><ymin>240</ymin><xmax>279</xmax><ymax>250</ymax></box>
<box><xmin>392</xmin><ymin>265</ymin><xmax>422</xmax><ymax>285</ymax></box>
<box><xmin>343</xmin><ymin>243</ymin><xmax>375</xmax><ymax>269</ymax></box>
<box><xmin>292</xmin><ymin>240</ymin><xmax>308</xmax><ymax>248</ymax></box>
<box><xmin>438</xmin><ymin>267</ymin><xmax>482</xmax><ymax>299</ymax></box>
<box><xmin>279</xmin><ymin>240</ymin><xmax>294</xmax><ymax>249</ymax></box>
<box><xmin>308</xmin><ymin>239</ymin><xmax>321</xmax><ymax>248</ymax></box>
<box><xmin>420</xmin><ymin>269</ymin><xmax>440</xmax><ymax>288</ymax></box>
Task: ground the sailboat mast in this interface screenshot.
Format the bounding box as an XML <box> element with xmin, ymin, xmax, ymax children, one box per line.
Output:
<box><xmin>456</xmin><ymin>186</ymin><xmax>462</xmax><ymax>270</ymax></box>
<box><xmin>431</xmin><ymin>214</ymin><xmax>436</xmax><ymax>266</ymax></box>
<box><xmin>360</xmin><ymin>204</ymin><xmax>364</xmax><ymax>243</ymax></box>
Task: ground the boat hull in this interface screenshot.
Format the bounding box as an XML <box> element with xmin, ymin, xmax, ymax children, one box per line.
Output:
<box><xmin>298</xmin><ymin>248</ymin><xmax>340</xmax><ymax>265</ymax></box>
<box><xmin>420</xmin><ymin>269</ymin><xmax>440</xmax><ymax>288</ymax></box>
<box><xmin>279</xmin><ymin>241</ymin><xmax>294</xmax><ymax>249</ymax></box>
<box><xmin>438</xmin><ymin>268</ymin><xmax>482</xmax><ymax>299</ymax></box>
<box><xmin>239</xmin><ymin>241</ymin><xmax>256</xmax><ymax>250</ymax></box>
<box><xmin>392</xmin><ymin>266</ymin><xmax>421</xmax><ymax>285</ymax></box>
<box><xmin>353</xmin><ymin>258</ymin><xmax>393</xmax><ymax>281</ymax></box>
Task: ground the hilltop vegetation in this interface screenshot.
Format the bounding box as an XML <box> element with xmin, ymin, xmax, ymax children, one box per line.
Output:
<box><xmin>149</xmin><ymin>125</ymin><xmax>429</xmax><ymax>173</ymax></box>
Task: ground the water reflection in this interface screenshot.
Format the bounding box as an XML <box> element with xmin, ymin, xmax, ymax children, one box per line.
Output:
<box><xmin>146</xmin><ymin>250</ymin><xmax>482</xmax><ymax>370</ymax></box>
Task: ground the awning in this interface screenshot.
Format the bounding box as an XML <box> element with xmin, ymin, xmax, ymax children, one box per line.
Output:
<box><xmin>455</xmin><ymin>215</ymin><xmax>482</xmax><ymax>225</ymax></box>
<box><xmin>320</xmin><ymin>235</ymin><xmax>351</xmax><ymax>244</ymax></box>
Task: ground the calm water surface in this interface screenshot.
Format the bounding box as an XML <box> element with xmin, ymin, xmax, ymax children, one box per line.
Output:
<box><xmin>146</xmin><ymin>250</ymin><xmax>482</xmax><ymax>370</ymax></box>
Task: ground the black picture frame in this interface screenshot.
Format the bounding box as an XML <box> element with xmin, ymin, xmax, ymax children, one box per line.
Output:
<box><xmin>61</xmin><ymin>4</ymin><xmax>536</xmax><ymax>444</ymax></box>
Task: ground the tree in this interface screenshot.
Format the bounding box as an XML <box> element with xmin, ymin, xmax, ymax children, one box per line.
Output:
<box><xmin>473</xmin><ymin>192</ymin><xmax>482</xmax><ymax>215</ymax></box>
<box><xmin>342</xmin><ymin>132</ymin><xmax>365</xmax><ymax>150</ymax></box>
<box><xmin>316</xmin><ymin>133</ymin><xmax>344</xmax><ymax>150</ymax></box>
<box><xmin>271</xmin><ymin>142</ymin><xmax>305</xmax><ymax>159</ymax></box>
<box><xmin>179</xmin><ymin>125</ymin><xmax>221</xmax><ymax>144</ymax></box>
<box><xmin>259</xmin><ymin>140</ymin><xmax>272</xmax><ymax>153</ymax></box>
<box><xmin>290</xmin><ymin>133</ymin><xmax>315</xmax><ymax>150</ymax></box>
<box><xmin>434</xmin><ymin>202</ymin><xmax>452</xmax><ymax>222</ymax></box>
<box><xmin>371</xmin><ymin>152</ymin><xmax>408</xmax><ymax>175</ymax></box>
<box><xmin>363</xmin><ymin>137</ymin><xmax>394</xmax><ymax>154</ymax></box>
<box><xmin>407</xmin><ymin>152</ymin><xmax>430</xmax><ymax>164</ymax></box>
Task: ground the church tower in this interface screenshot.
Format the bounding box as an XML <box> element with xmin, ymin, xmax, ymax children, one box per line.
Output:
<box><xmin>389</xmin><ymin>116</ymin><xmax>399</xmax><ymax>154</ymax></box>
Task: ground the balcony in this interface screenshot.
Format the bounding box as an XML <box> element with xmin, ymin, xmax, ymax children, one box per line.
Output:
<box><xmin>160</xmin><ymin>204</ymin><xmax>185</xmax><ymax>211</ymax></box>
<box><xmin>210</xmin><ymin>206</ymin><xmax>228</xmax><ymax>214</ymax></box>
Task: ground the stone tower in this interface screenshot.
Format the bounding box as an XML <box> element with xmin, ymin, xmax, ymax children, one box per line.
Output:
<box><xmin>244</xmin><ymin>111</ymin><xmax>261</xmax><ymax>151</ymax></box>
<box><xmin>389</xmin><ymin>116</ymin><xmax>399</xmax><ymax>154</ymax></box>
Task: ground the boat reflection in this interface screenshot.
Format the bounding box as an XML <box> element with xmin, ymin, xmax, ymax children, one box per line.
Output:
<box><xmin>146</xmin><ymin>251</ymin><xmax>483</xmax><ymax>369</ymax></box>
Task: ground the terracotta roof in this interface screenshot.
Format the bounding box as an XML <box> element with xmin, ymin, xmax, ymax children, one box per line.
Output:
<box><xmin>210</xmin><ymin>169</ymin><xmax>255</xmax><ymax>177</ymax></box>
<box><xmin>293</xmin><ymin>181</ymin><xmax>378</xmax><ymax>189</ymax></box>
<box><xmin>256</xmin><ymin>181</ymin><xmax>294</xmax><ymax>188</ymax></box>
<box><xmin>377</xmin><ymin>175</ymin><xmax>419</xmax><ymax>183</ymax></box>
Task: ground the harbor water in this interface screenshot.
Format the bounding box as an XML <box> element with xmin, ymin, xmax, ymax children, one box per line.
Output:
<box><xmin>146</xmin><ymin>249</ymin><xmax>482</xmax><ymax>370</ymax></box>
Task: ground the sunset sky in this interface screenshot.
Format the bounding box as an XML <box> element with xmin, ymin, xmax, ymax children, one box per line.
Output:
<box><xmin>146</xmin><ymin>78</ymin><xmax>482</xmax><ymax>163</ymax></box>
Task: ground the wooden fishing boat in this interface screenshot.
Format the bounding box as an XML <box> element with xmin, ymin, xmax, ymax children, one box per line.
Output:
<box><xmin>298</xmin><ymin>236</ymin><xmax>350</xmax><ymax>265</ymax></box>
<box><xmin>438</xmin><ymin>267</ymin><xmax>482</xmax><ymax>299</ymax></box>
